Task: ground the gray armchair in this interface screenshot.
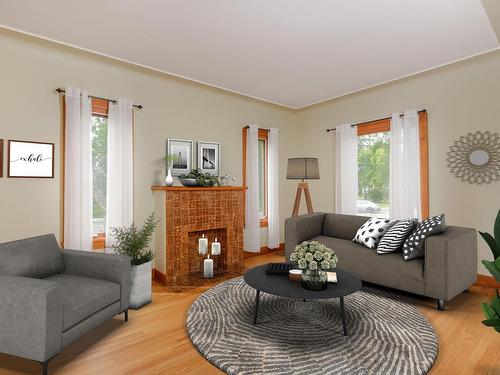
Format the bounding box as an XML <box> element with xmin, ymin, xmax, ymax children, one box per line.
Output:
<box><xmin>0</xmin><ymin>234</ymin><xmax>131</xmax><ymax>375</ymax></box>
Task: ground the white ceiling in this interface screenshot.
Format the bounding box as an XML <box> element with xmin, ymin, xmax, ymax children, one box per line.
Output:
<box><xmin>0</xmin><ymin>0</ymin><xmax>498</xmax><ymax>108</ymax></box>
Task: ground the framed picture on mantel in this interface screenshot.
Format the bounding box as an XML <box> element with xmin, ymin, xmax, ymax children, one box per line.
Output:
<box><xmin>167</xmin><ymin>138</ymin><xmax>193</xmax><ymax>176</ymax></box>
<box><xmin>198</xmin><ymin>141</ymin><xmax>220</xmax><ymax>176</ymax></box>
<box><xmin>8</xmin><ymin>140</ymin><xmax>55</xmax><ymax>178</ymax></box>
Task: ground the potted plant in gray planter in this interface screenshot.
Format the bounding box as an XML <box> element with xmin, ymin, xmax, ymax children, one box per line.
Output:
<box><xmin>111</xmin><ymin>213</ymin><xmax>158</xmax><ymax>309</ymax></box>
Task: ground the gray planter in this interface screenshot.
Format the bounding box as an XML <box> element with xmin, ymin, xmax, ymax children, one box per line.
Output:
<box><xmin>129</xmin><ymin>261</ymin><xmax>152</xmax><ymax>310</ymax></box>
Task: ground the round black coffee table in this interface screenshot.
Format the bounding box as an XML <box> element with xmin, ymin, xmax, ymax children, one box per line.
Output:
<box><xmin>243</xmin><ymin>265</ymin><xmax>362</xmax><ymax>335</ymax></box>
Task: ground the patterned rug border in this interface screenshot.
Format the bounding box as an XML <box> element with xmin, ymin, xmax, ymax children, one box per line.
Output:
<box><xmin>186</xmin><ymin>276</ymin><xmax>438</xmax><ymax>375</ymax></box>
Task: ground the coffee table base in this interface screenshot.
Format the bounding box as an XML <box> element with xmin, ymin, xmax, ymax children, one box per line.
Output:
<box><xmin>252</xmin><ymin>289</ymin><xmax>348</xmax><ymax>336</ymax></box>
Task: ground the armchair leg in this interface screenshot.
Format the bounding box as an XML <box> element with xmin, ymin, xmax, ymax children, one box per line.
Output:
<box><xmin>41</xmin><ymin>360</ymin><xmax>49</xmax><ymax>375</ymax></box>
<box><xmin>437</xmin><ymin>299</ymin><xmax>445</xmax><ymax>311</ymax></box>
<box><xmin>124</xmin><ymin>309</ymin><xmax>128</xmax><ymax>322</ymax></box>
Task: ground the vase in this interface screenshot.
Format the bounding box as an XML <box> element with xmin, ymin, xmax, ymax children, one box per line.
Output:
<box><xmin>165</xmin><ymin>167</ymin><xmax>174</xmax><ymax>186</ymax></box>
<box><xmin>129</xmin><ymin>261</ymin><xmax>152</xmax><ymax>309</ymax></box>
<box><xmin>301</xmin><ymin>270</ymin><xmax>327</xmax><ymax>291</ymax></box>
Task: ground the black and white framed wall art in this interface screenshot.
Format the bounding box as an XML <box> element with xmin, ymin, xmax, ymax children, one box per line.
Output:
<box><xmin>8</xmin><ymin>140</ymin><xmax>55</xmax><ymax>178</ymax></box>
<box><xmin>167</xmin><ymin>138</ymin><xmax>194</xmax><ymax>176</ymax></box>
<box><xmin>198</xmin><ymin>141</ymin><xmax>220</xmax><ymax>175</ymax></box>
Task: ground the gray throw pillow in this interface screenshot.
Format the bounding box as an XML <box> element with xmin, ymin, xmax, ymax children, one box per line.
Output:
<box><xmin>353</xmin><ymin>217</ymin><xmax>397</xmax><ymax>250</ymax></box>
<box><xmin>403</xmin><ymin>214</ymin><xmax>446</xmax><ymax>261</ymax></box>
<box><xmin>377</xmin><ymin>219</ymin><xmax>418</xmax><ymax>254</ymax></box>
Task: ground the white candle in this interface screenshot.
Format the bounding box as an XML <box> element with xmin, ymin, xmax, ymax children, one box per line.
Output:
<box><xmin>204</xmin><ymin>257</ymin><xmax>214</xmax><ymax>278</ymax></box>
<box><xmin>199</xmin><ymin>234</ymin><xmax>208</xmax><ymax>255</ymax></box>
<box><xmin>211</xmin><ymin>238</ymin><xmax>221</xmax><ymax>256</ymax></box>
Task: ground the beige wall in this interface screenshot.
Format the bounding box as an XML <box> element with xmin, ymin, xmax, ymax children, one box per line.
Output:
<box><xmin>295</xmin><ymin>50</ymin><xmax>500</xmax><ymax>275</ymax></box>
<box><xmin>0</xmin><ymin>29</ymin><xmax>298</xmax><ymax>248</ymax></box>
<box><xmin>1</xmin><ymin>28</ymin><xmax>499</xmax><ymax>275</ymax></box>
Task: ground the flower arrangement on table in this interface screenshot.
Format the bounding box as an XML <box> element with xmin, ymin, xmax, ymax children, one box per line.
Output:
<box><xmin>290</xmin><ymin>241</ymin><xmax>338</xmax><ymax>290</ymax></box>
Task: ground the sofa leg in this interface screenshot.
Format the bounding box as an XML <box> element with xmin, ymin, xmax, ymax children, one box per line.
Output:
<box><xmin>463</xmin><ymin>288</ymin><xmax>470</xmax><ymax>294</ymax></box>
<box><xmin>41</xmin><ymin>360</ymin><xmax>49</xmax><ymax>375</ymax></box>
<box><xmin>124</xmin><ymin>309</ymin><xmax>128</xmax><ymax>322</ymax></box>
<box><xmin>437</xmin><ymin>299</ymin><xmax>445</xmax><ymax>311</ymax></box>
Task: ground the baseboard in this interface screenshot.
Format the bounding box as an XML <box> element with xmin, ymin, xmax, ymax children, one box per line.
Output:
<box><xmin>152</xmin><ymin>268</ymin><xmax>167</xmax><ymax>285</ymax></box>
<box><xmin>475</xmin><ymin>274</ymin><xmax>500</xmax><ymax>289</ymax></box>
<box><xmin>244</xmin><ymin>243</ymin><xmax>285</xmax><ymax>259</ymax></box>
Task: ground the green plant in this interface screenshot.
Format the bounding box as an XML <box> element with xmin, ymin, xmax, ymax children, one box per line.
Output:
<box><xmin>479</xmin><ymin>208</ymin><xmax>500</xmax><ymax>333</ymax></box>
<box><xmin>111</xmin><ymin>213</ymin><xmax>159</xmax><ymax>266</ymax></box>
<box><xmin>164</xmin><ymin>154</ymin><xmax>176</xmax><ymax>168</ymax></box>
<box><xmin>179</xmin><ymin>168</ymin><xmax>220</xmax><ymax>187</ymax></box>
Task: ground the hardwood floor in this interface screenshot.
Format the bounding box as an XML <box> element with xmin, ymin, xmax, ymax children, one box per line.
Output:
<box><xmin>1</xmin><ymin>252</ymin><xmax>499</xmax><ymax>375</ymax></box>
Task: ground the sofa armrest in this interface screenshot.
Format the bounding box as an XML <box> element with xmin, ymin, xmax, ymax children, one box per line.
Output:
<box><xmin>62</xmin><ymin>250</ymin><xmax>131</xmax><ymax>312</ymax></box>
<box><xmin>284</xmin><ymin>213</ymin><xmax>327</xmax><ymax>260</ymax></box>
<box><xmin>0</xmin><ymin>275</ymin><xmax>63</xmax><ymax>362</ymax></box>
<box><xmin>424</xmin><ymin>226</ymin><xmax>477</xmax><ymax>301</ymax></box>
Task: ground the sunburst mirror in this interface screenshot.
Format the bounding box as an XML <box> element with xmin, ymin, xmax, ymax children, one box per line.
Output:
<box><xmin>447</xmin><ymin>131</ymin><xmax>500</xmax><ymax>185</ymax></box>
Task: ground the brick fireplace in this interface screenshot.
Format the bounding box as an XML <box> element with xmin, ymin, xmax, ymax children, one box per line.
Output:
<box><xmin>152</xmin><ymin>186</ymin><xmax>246</xmax><ymax>290</ymax></box>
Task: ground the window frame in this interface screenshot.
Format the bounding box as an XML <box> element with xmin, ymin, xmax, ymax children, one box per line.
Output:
<box><xmin>356</xmin><ymin>111</ymin><xmax>429</xmax><ymax>219</ymax></box>
<box><xmin>242</xmin><ymin>127</ymin><xmax>269</xmax><ymax>228</ymax></box>
<box><xmin>91</xmin><ymin>98</ymin><xmax>109</xmax><ymax>249</ymax></box>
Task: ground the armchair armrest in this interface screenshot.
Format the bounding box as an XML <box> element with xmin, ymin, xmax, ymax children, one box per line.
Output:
<box><xmin>0</xmin><ymin>275</ymin><xmax>63</xmax><ymax>362</ymax></box>
<box><xmin>424</xmin><ymin>226</ymin><xmax>477</xmax><ymax>301</ymax></box>
<box><xmin>284</xmin><ymin>213</ymin><xmax>327</xmax><ymax>260</ymax></box>
<box><xmin>62</xmin><ymin>250</ymin><xmax>131</xmax><ymax>312</ymax></box>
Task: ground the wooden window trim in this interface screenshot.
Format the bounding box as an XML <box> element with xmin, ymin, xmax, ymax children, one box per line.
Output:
<box><xmin>91</xmin><ymin>98</ymin><xmax>109</xmax><ymax>249</ymax></box>
<box><xmin>356</xmin><ymin>112</ymin><xmax>429</xmax><ymax>219</ymax></box>
<box><xmin>242</xmin><ymin>127</ymin><xmax>269</xmax><ymax>227</ymax></box>
<box><xmin>92</xmin><ymin>98</ymin><xmax>109</xmax><ymax>117</ymax></box>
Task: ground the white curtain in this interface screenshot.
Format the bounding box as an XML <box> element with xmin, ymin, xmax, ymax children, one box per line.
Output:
<box><xmin>64</xmin><ymin>88</ymin><xmax>93</xmax><ymax>251</ymax></box>
<box><xmin>105</xmin><ymin>98</ymin><xmax>134</xmax><ymax>247</ymax></box>
<box><xmin>267</xmin><ymin>128</ymin><xmax>280</xmax><ymax>249</ymax></box>
<box><xmin>390</xmin><ymin>110</ymin><xmax>421</xmax><ymax>219</ymax></box>
<box><xmin>335</xmin><ymin>124</ymin><xmax>358</xmax><ymax>214</ymax></box>
<box><xmin>244</xmin><ymin>125</ymin><xmax>260</xmax><ymax>252</ymax></box>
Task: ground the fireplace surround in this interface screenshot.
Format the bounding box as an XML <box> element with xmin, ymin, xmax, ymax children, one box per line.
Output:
<box><xmin>152</xmin><ymin>186</ymin><xmax>246</xmax><ymax>290</ymax></box>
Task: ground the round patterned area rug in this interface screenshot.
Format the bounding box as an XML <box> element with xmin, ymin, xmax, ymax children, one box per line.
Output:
<box><xmin>187</xmin><ymin>277</ymin><xmax>438</xmax><ymax>375</ymax></box>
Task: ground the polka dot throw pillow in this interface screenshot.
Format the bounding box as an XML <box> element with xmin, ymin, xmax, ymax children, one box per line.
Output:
<box><xmin>402</xmin><ymin>214</ymin><xmax>446</xmax><ymax>261</ymax></box>
<box><xmin>353</xmin><ymin>217</ymin><xmax>397</xmax><ymax>250</ymax></box>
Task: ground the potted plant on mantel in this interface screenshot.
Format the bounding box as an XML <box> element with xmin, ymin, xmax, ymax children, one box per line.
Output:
<box><xmin>479</xmin><ymin>208</ymin><xmax>500</xmax><ymax>333</ymax></box>
<box><xmin>111</xmin><ymin>213</ymin><xmax>159</xmax><ymax>309</ymax></box>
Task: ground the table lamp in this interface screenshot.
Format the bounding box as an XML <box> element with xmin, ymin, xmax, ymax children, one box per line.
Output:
<box><xmin>286</xmin><ymin>158</ymin><xmax>319</xmax><ymax>216</ymax></box>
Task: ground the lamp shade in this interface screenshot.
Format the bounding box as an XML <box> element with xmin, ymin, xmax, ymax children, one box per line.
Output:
<box><xmin>286</xmin><ymin>158</ymin><xmax>319</xmax><ymax>180</ymax></box>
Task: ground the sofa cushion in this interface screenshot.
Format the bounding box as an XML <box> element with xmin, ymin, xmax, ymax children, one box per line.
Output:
<box><xmin>310</xmin><ymin>235</ymin><xmax>425</xmax><ymax>295</ymax></box>
<box><xmin>377</xmin><ymin>219</ymin><xmax>418</xmax><ymax>254</ymax></box>
<box><xmin>0</xmin><ymin>234</ymin><xmax>64</xmax><ymax>278</ymax></box>
<box><xmin>403</xmin><ymin>214</ymin><xmax>446</xmax><ymax>261</ymax></box>
<box><xmin>322</xmin><ymin>213</ymin><xmax>370</xmax><ymax>240</ymax></box>
<box><xmin>43</xmin><ymin>273</ymin><xmax>121</xmax><ymax>331</ymax></box>
<box><xmin>353</xmin><ymin>217</ymin><xmax>397</xmax><ymax>249</ymax></box>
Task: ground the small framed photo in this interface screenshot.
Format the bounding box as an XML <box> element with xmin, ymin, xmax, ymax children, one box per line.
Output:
<box><xmin>198</xmin><ymin>141</ymin><xmax>220</xmax><ymax>176</ymax></box>
<box><xmin>167</xmin><ymin>138</ymin><xmax>194</xmax><ymax>176</ymax></box>
<box><xmin>8</xmin><ymin>140</ymin><xmax>55</xmax><ymax>178</ymax></box>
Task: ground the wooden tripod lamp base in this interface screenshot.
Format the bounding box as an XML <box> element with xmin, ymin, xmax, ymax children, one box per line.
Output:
<box><xmin>287</xmin><ymin>157</ymin><xmax>319</xmax><ymax>217</ymax></box>
<box><xmin>292</xmin><ymin>182</ymin><xmax>314</xmax><ymax>216</ymax></box>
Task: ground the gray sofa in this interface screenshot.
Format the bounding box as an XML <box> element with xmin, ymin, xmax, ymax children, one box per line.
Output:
<box><xmin>0</xmin><ymin>234</ymin><xmax>131</xmax><ymax>375</ymax></box>
<box><xmin>285</xmin><ymin>213</ymin><xmax>477</xmax><ymax>310</ymax></box>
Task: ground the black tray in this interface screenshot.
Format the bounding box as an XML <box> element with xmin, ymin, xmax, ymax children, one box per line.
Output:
<box><xmin>265</xmin><ymin>262</ymin><xmax>293</xmax><ymax>275</ymax></box>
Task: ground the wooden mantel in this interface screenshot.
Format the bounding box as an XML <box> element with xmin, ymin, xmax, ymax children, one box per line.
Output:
<box><xmin>152</xmin><ymin>185</ymin><xmax>246</xmax><ymax>291</ymax></box>
<box><xmin>151</xmin><ymin>186</ymin><xmax>246</xmax><ymax>191</ymax></box>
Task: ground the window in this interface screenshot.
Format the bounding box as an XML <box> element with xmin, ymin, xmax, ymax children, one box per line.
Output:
<box><xmin>242</xmin><ymin>128</ymin><xmax>269</xmax><ymax>227</ymax></box>
<box><xmin>356</xmin><ymin>113</ymin><xmax>429</xmax><ymax>218</ymax></box>
<box><xmin>91</xmin><ymin>98</ymin><xmax>109</xmax><ymax>249</ymax></box>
